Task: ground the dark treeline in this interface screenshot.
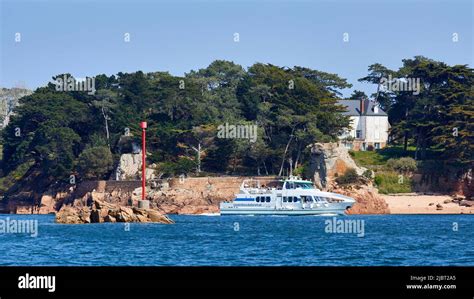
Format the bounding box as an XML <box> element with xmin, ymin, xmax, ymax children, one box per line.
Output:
<box><xmin>357</xmin><ymin>56</ymin><xmax>473</xmax><ymax>166</ymax></box>
<box><xmin>1</xmin><ymin>57</ymin><xmax>472</xmax><ymax>187</ymax></box>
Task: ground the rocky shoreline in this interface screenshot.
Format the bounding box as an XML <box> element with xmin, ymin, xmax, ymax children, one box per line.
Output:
<box><xmin>1</xmin><ymin>143</ymin><xmax>470</xmax><ymax>218</ymax></box>
<box><xmin>56</xmin><ymin>198</ymin><xmax>174</xmax><ymax>224</ymax></box>
<box><xmin>3</xmin><ymin>177</ymin><xmax>473</xmax><ymax>217</ymax></box>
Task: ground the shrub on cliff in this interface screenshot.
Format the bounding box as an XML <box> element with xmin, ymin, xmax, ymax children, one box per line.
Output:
<box><xmin>336</xmin><ymin>168</ymin><xmax>359</xmax><ymax>185</ymax></box>
<box><xmin>374</xmin><ymin>171</ymin><xmax>412</xmax><ymax>194</ymax></box>
<box><xmin>362</xmin><ymin>169</ymin><xmax>373</xmax><ymax>179</ymax></box>
<box><xmin>387</xmin><ymin>157</ymin><xmax>417</xmax><ymax>173</ymax></box>
<box><xmin>77</xmin><ymin>146</ymin><xmax>114</xmax><ymax>179</ymax></box>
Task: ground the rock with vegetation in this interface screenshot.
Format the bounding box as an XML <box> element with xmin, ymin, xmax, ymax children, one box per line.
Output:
<box><xmin>335</xmin><ymin>168</ymin><xmax>360</xmax><ymax>185</ymax></box>
<box><xmin>309</xmin><ymin>143</ymin><xmax>366</xmax><ymax>189</ymax></box>
<box><xmin>305</xmin><ymin>144</ymin><xmax>389</xmax><ymax>214</ymax></box>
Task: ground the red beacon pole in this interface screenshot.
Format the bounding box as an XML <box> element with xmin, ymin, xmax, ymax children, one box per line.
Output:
<box><xmin>140</xmin><ymin>121</ymin><xmax>147</xmax><ymax>201</ymax></box>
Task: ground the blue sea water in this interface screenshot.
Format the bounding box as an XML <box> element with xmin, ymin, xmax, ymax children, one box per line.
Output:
<box><xmin>0</xmin><ymin>214</ymin><xmax>473</xmax><ymax>266</ymax></box>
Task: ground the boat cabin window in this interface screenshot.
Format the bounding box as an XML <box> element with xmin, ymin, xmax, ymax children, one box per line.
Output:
<box><xmin>293</xmin><ymin>197</ymin><xmax>300</xmax><ymax>202</ymax></box>
<box><xmin>265</xmin><ymin>196</ymin><xmax>271</xmax><ymax>202</ymax></box>
<box><xmin>256</xmin><ymin>197</ymin><xmax>260</xmax><ymax>202</ymax></box>
<box><xmin>295</xmin><ymin>182</ymin><xmax>314</xmax><ymax>189</ymax></box>
<box><xmin>283</xmin><ymin>197</ymin><xmax>287</xmax><ymax>202</ymax></box>
<box><xmin>284</xmin><ymin>181</ymin><xmax>315</xmax><ymax>189</ymax></box>
<box><xmin>267</xmin><ymin>181</ymin><xmax>284</xmax><ymax>190</ymax></box>
<box><xmin>288</xmin><ymin>197</ymin><xmax>293</xmax><ymax>203</ymax></box>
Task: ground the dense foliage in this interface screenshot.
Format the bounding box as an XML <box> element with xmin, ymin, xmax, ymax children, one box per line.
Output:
<box><xmin>1</xmin><ymin>61</ymin><xmax>352</xmax><ymax>183</ymax></box>
<box><xmin>1</xmin><ymin>57</ymin><xmax>471</xmax><ymax>190</ymax></box>
<box><xmin>359</xmin><ymin>56</ymin><xmax>473</xmax><ymax>168</ymax></box>
<box><xmin>386</xmin><ymin>157</ymin><xmax>417</xmax><ymax>173</ymax></box>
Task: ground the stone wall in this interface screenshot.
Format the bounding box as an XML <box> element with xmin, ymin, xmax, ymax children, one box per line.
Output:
<box><xmin>152</xmin><ymin>176</ymin><xmax>277</xmax><ymax>214</ymax></box>
<box><xmin>68</xmin><ymin>180</ymin><xmax>141</xmax><ymax>199</ymax></box>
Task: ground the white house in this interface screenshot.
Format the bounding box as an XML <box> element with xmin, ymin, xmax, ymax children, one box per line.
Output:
<box><xmin>337</xmin><ymin>99</ymin><xmax>390</xmax><ymax>151</ymax></box>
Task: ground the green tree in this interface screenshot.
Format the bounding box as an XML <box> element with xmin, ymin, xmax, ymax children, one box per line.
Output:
<box><xmin>32</xmin><ymin>124</ymin><xmax>81</xmax><ymax>179</ymax></box>
<box><xmin>77</xmin><ymin>146</ymin><xmax>114</xmax><ymax>179</ymax></box>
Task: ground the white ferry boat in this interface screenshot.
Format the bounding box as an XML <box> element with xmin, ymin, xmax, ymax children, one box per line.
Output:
<box><xmin>220</xmin><ymin>177</ymin><xmax>355</xmax><ymax>216</ymax></box>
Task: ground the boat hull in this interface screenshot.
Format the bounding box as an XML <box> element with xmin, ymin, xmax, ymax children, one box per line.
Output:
<box><xmin>220</xmin><ymin>206</ymin><xmax>350</xmax><ymax>216</ymax></box>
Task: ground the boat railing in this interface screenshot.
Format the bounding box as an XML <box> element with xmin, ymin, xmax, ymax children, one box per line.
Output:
<box><xmin>240</xmin><ymin>187</ymin><xmax>273</xmax><ymax>194</ymax></box>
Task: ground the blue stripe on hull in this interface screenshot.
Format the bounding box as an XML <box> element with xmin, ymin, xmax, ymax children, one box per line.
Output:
<box><xmin>220</xmin><ymin>209</ymin><xmax>348</xmax><ymax>216</ymax></box>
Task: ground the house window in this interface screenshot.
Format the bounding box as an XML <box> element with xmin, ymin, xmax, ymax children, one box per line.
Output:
<box><xmin>356</xmin><ymin>130</ymin><xmax>362</xmax><ymax>139</ymax></box>
<box><xmin>362</xmin><ymin>143</ymin><xmax>367</xmax><ymax>151</ymax></box>
<box><xmin>375</xmin><ymin>142</ymin><xmax>380</xmax><ymax>149</ymax></box>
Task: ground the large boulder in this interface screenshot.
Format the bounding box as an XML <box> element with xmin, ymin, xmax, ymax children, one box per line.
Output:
<box><xmin>308</xmin><ymin>143</ymin><xmax>366</xmax><ymax>189</ymax></box>
<box><xmin>56</xmin><ymin>197</ymin><xmax>174</xmax><ymax>224</ymax></box>
<box><xmin>147</xmin><ymin>209</ymin><xmax>174</xmax><ymax>223</ymax></box>
<box><xmin>56</xmin><ymin>206</ymin><xmax>91</xmax><ymax>224</ymax></box>
<box><xmin>334</xmin><ymin>183</ymin><xmax>390</xmax><ymax>214</ymax></box>
<box><xmin>115</xmin><ymin>153</ymin><xmax>156</xmax><ymax>181</ymax></box>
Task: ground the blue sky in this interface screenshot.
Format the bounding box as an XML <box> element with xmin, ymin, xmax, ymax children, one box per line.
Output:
<box><xmin>1</xmin><ymin>0</ymin><xmax>472</xmax><ymax>97</ymax></box>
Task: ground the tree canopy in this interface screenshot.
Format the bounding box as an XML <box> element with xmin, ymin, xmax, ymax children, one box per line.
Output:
<box><xmin>1</xmin><ymin>57</ymin><xmax>472</xmax><ymax>189</ymax></box>
<box><xmin>1</xmin><ymin>60</ymin><xmax>352</xmax><ymax>182</ymax></box>
<box><xmin>359</xmin><ymin>56</ymin><xmax>473</xmax><ymax>167</ymax></box>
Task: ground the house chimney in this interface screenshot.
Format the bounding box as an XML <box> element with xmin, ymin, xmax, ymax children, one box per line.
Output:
<box><xmin>360</xmin><ymin>98</ymin><xmax>365</xmax><ymax>115</ymax></box>
<box><xmin>373</xmin><ymin>104</ymin><xmax>379</xmax><ymax>114</ymax></box>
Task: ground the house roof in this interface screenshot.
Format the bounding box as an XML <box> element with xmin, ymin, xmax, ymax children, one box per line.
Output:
<box><xmin>337</xmin><ymin>99</ymin><xmax>387</xmax><ymax>116</ymax></box>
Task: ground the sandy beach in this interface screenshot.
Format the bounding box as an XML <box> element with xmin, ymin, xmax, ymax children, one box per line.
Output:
<box><xmin>382</xmin><ymin>194</ymin><xmax>474</xmax><ymax>214</ymax></box>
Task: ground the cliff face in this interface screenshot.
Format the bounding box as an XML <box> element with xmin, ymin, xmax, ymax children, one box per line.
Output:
<box><xmin>412</xmin><ymin>167</ymin><xmax>473</xmax><ymax>199</ymax></box>
<box><xmin>309</xmin><ymin>142</ymin><xmax>389</xmax><ymax>214</ymax></box>
<box><xmin>309</xmin><ymin>143</ymin><xmax>367</xmax><ymax>189</ymax></box>
<box><xmin>116</xmin><ymin>153</ymin><xmax>156</xmax><ymax>181</ymax></box>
